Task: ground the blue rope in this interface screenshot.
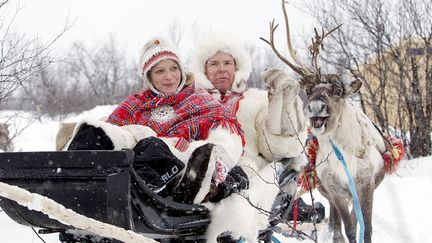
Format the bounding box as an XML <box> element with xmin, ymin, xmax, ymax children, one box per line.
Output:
<box><xmin>271</xmin><ymin>234</ymin><xmax>281</xmax><ymax>243</ymax></box>
<box><xmin>329</xmin><ymin>138</ymin><xmax>364</xmax><ymax>243</ymax></box>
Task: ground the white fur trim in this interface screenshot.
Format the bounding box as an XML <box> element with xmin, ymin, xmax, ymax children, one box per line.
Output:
<box><xmin>205</xmin><ymin>126</ymin><xmax>243</xmax><ymax>169</ymax></box>
<box><xmin>192</xmin><ymin>146</ymin><xmax>217</xmax><ymax>204</ymax></box>
<box><xmin>190</xmin><ymin>33</ymin><xmax>252</xmax><ymax>94</ymax></box>
<box><xmin>193</xmin><ymin>126</ymin><xmax>243</xmax><ymax>203</ymax></box>
<box><xmin>66</xmin><ymin>119</ymin><xmax>136</xmax><ymax>150</ymax></box>
<box><xmin>205</xmin><ymin>165</ymin><xmax>280</xmax><ymax>243</ymax></box>
<box><xmin>204</xmin><ymin>154</ymin><xmax>306</xmax><ymax>242</ymax></box>
<box><xmin>121</xmin><ymin>124</ymin><xmax>157</xmax><ymax>142</ymax></box>
<box><xmin>138</xmin><ymin>37</ymin><xmax>186</xmax><ymax>95</ymax></box>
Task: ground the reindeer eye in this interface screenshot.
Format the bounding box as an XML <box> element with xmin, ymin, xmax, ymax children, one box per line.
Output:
<box><xmin>332</xmin><ymin>85</ymin><xmax>344</xmax><ymax>96</ymax></box>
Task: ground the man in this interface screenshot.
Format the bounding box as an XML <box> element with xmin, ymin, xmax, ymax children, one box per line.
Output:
<box><xmin>190</xmin><ymin>33</ymin><xmax>324</xmax><ymax>243</ymax></box>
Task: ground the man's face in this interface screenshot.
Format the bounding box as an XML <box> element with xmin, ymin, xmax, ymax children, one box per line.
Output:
<box><xmin>205</xmin><ymin>52</ymin><xmax>236</xmax><ymax>94</ymax></box>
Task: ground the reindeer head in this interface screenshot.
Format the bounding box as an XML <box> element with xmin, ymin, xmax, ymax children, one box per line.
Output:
<box><xmin>261</xmin><ymin>0</ymin><xmax>362</xmax><ymax>135</ymax></box>
<box><xmin>304</xmin><ymin>76</ymin><xmax>362</xmax><ymax>135</ymax></box>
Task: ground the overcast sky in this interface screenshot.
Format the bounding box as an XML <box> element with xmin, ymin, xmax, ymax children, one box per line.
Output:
<box><xmin>9</xmin><ymin>0</ymin><xmax>316</xmax><ymax>60</ymax></box>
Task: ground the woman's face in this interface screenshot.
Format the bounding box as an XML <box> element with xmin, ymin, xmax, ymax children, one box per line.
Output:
<box><xmin>149</xmin><ymin>59</ymin><xmax>181</xmax><ymax>95</ymax></box>
<box><xmin>205</xmin><ymin>52</ymin><xmax>236</xmax><ymax>94</ymax></box>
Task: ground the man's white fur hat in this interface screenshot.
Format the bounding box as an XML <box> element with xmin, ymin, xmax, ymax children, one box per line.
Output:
<box><xmin>138</xmin><ymin>37</ymin><xmax>186</xmax><ymax>95</ymax></box>
<box><xmin>190</xmin><ymin>33</ymin><xmax>252</xmax><ymax>94</ymax></box>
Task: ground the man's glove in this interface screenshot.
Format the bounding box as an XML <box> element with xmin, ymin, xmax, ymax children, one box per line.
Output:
<box><xmin>262</xmin><ymin>68</ymin><xmax>299</xmax><ymax>97</ymax></box>
<box><xmin>262</xmin><ymin>68</ymin><xmax>304</xmax><ymax>137</ymax></box>
<box><xmin>208</xmin><ymin>166</ymin><xmax>249</xmax><ymax>202</ymax></box>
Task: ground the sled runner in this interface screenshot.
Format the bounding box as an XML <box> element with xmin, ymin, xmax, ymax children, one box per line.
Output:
<box><xmin>0</xmin><ymin>150</ymin><xmax>210</xmax><ymax>242</ymax></box>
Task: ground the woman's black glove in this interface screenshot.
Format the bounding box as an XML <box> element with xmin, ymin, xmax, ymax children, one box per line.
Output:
<box><xmin>208</xmin><ymin>166</ymin><xmax>249</xmax><ymax>202</ymax></box>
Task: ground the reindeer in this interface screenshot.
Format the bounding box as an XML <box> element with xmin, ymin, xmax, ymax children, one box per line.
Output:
<box><xmin>261</xmin><ymin>1</ymin><xmax>393</xmax><ymax>243</ymax></box>
<box><xmin>0</xmin><ymin>123</ymin><xmax>14</xmax><ymax>152</ymax></box>
<box><xmin>56</xmin><ymin>122</ymin><xmax>77</xmax><ymax>151</ymax></box>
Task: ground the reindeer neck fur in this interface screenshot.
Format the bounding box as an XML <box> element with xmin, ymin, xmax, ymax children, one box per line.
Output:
<box><xmin>314</xmin><ymin>100</ymin><xmax>377</xmax><ymax>184</ymax></box>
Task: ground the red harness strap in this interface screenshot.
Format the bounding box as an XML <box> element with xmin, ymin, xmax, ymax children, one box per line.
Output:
<box><xmin>291</xmin><ymin>199</ymin><xmax>299</xmax><ymax>237</ymax></box>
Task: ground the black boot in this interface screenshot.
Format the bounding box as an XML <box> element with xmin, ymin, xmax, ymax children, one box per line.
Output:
<box><xmin>216</xmin><ymin>232</ymin><xmax>241</xmax><ymax>243</ymax></box>
<box><xmin>258</xmin><ymin>230</ymin><xmax>274</xmax><ymax>243</ymax></box>
<box><xmin>287</xmin><ymin>198</ymin><xmax>325</xmax><ymax>223</ymax></box>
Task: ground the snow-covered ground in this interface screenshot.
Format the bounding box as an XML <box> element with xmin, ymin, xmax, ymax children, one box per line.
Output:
<box><xmin>0</xmin><ymin>108</ymin><xmax>431</xmax><ymax>242</ymax></box>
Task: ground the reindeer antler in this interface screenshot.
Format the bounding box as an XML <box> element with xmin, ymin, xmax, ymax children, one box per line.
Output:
<box><xmin>308</xmin><ymin>24</ymin><xmax>343</xmax><ymax>76</ymax></box>
<box><xmin>280</xmin><ymin>0</ymin><xmax>312</xmax><ymax>75</ymax></box>
<box><xmin>260</xmin><ymin>21</ymin><xmax>308</xmax><ymax>77</ymax></box>
<box><xmin>260</xmin><ymin>0</ymin><xmax>313</xmax><ymax>78</ymax></box>
<box><xmin>261</xmin><ymin>0</ymin><xmax>342</xmax><ymax>90</ymax></box>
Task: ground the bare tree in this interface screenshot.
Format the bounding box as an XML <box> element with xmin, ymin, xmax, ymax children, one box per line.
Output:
<box><xmin>167</xmin><ymin>18</ymin><xmax>184</xmax><ymax>48</ymax></box>
<box><xmin>302</xmin><ymin>0</ymin><xmax>432</xmax><ymax>157</ymax></box>
<box><xmin>67</xmin><ymin>35</ymin><xmax>139</xmax><ymax>107</ymax></box>
<box><xmin>167</xmin><ymin>18</ymin><xmax>194</xmax><ymax>68</ymax></box>
<box><xmin>19</xmin><ymin>63</ymin><xmax>86</xmax><ymax>118</ymax></box>
<box><xmin>0</xmin><ymin>0</ymin><xmax>69</xmax><ymax>146</ymax></box>
<box><xmin>12</xmin><ymin>35</ymin><xmax>140</xmax><ymax>119</ymax></box>
<box><xmin>0</xmin><ymin>0</ymin><xmax>67</xmax><ymax>107</ymax></box>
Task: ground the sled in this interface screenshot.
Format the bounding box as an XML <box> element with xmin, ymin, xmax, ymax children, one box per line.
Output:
<box><xmin>0</xmin><ymin>150</ymin><xmax>210</xmax><ymax>242</ymax></box>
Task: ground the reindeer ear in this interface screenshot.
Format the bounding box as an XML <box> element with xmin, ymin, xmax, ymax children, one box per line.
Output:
<box><xmin>345</xmin><ymin>79</ymin><xmax>362</xmax><ymax>96</ymax></box>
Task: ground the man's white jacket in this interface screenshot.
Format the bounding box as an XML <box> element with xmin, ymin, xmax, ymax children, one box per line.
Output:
<box><xmin>190</xmin><ymin>33</ymin><xmax>307</xmax><ymax>243</ymax></box>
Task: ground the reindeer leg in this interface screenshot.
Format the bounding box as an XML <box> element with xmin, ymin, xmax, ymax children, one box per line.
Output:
<box><xmin>329</xmin><ymin>203</ymin><xmax>344</xmax><ymax>243</ymax></box>
<box><xmin>320</xmin><ymin>185</ymin><xmax>347</xmax><ymax>243</ymax></box>
<box><xmin>374</xmin><ymin>168</ymin><xmax>385</xmax><ymax>189</ymax></box>
<box><xmin>358</xmin><ymin>182</ymin><xmax>375</xmax><ymax>243</ymax></box>
<box><xmin>318</xmin><ymin>185</ymin><xmax>345</xmax><ymax>243</ymax></box>
<box><xmin>333</xmin><ymin>196</ymin><xmax>357</xmax><ymax>243</ymax></box>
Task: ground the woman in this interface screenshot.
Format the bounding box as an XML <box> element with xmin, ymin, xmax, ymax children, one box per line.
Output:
<box><xmin>67</xmin><ymin>37</ymin><xmax>244</xmax><ymax>203</ymax></box>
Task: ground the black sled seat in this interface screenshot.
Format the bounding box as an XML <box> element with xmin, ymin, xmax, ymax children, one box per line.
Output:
<box><xmin>0</xmin><ymin>150</ymin><xmax>210</xmax><ymax>242</ymax></box>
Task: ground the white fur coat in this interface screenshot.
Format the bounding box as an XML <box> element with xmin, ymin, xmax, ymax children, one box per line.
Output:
<box><xmin>205</xmin><ymin>89</ymin><xmax>306</xmax><ymax>243</ymax></box>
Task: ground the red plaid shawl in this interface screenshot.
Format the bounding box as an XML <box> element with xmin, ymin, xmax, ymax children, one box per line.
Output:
<box><xmin>220</xmin><ymin>92</ymin><xmax>243</xmax><ymax>116</ymax></box>
<box><xmin>107</xmin><ymin>85</ymin><xmax>244</xmax><ymax>144</ymax></box>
